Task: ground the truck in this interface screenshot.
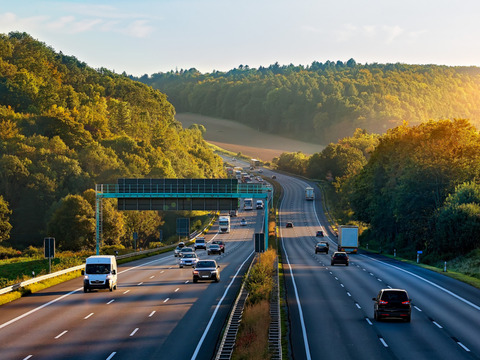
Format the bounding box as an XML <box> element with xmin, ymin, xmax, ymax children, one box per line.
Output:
<box><xmin>219</xmin><ymin>215</ymin><xmax>231</xmax><ymax>233</ymax></box>
<box><xmin>244</xmin><ymin>198</ymin><xmax>253</xmax><ymax>211</ymax></box>
<box><xmin>305</xmin><ymin>187</ymin><xmax>314</xmax><ymax>201</ymax></box>
<box><xmin>337</xmin><ymin>225</ymin><xmax>358</xmax><ymax>253</ymax></box>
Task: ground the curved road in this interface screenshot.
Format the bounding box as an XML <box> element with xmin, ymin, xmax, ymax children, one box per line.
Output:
<box><xmin>278</xmin><ymin>173</ymin><xmax>480</xmax><ymax>360</ymax></box>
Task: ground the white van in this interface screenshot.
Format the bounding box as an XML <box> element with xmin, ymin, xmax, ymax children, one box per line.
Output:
<box><xmin>82</xmin><ymin>255</ymin><xmax>117</xmax><ymax>292</ymax></box>
<box><xmin>256</xmin><ymin>200</ymin><xmax>264</xmax><ymax>209</ymax></box>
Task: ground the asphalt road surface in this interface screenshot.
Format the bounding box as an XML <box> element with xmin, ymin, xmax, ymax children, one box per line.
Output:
<box><xmin>278</xmin><ymin>173</ymin><xmax>480</xmax><ymax>360</ymax></box>
<box><xmin>0</xmin><ymin>209</ymin><xmax>264</xmax><ymax>360</ymax></box>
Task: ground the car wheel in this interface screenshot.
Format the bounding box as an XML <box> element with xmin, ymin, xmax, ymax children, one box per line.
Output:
<box><xmin>179</xmin><ymin>265</ymin><xmax>183</xmax><ymax>268</ymax></box>
<box><xmin>215</xmin><ymin>276</ymin><xmax>219</xmax><ymax>283</ymax></box>
<box><xmin>113</xmin><ymin>284</ymin><xmax>117</xmax><ymax>290</ymax></box>
<box><xmin>346</xmin><ymin>263</ymin><xmax>349</xmax><ymax>266</ymax></box>
<box><xmin>83</xmin><ymin>287</ymin><xmax>88</xmax><ymax>293</ymax></box>
<box><xmin>331</xmin><ymin>262</ymin><xmax>334</xmax><ymax>266</ymax></box>
<box><xmin>109</xmin><ymin>286</ymin><xmax>113</xmax><ymax>292</ymax></box>
<box><xmin>193</xmin><ymin>278</ymin><xmax>198</xmax><ymax>283</ymax></box>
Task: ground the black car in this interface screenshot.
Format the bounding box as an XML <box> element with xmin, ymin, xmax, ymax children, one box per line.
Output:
<box><xmin>331</xmin><ymin>251</ymin><xmax>349</xmax><ymax>266</ymax></box>
<box><xmin>286</xmin><ymin>222</ymin><xmax>294</xmax><ymax>228</ymax></box>
<box><xmin>373</xmin><ymin>289</ymin><xmax>412</xmax><ymax>322</ymax></box>
<box><xmin>193</xmin><ymin>260</ymin><xmax>220</xmax><ymax>283</ymax></box>
<box><xmin>315</xmin><ymin>242</ymin><xmax>329</xmax><ymax>254</ymax></box>
<box><xmin>316</xmin><ymin>230</ymin><xmax>324</xmax><ymax>237</ymax></box>
<box><xmin>212</xmin><ymin>240</ymin><xmax>225</xmax><ymax>253</ymax></box>
<box><xmin>207</xmin><ymin>244</ymin><xmax>222</xmax><ymax>255</ymax></box>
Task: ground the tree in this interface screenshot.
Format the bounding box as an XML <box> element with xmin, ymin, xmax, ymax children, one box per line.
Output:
<box><xmin>47</xmin><ymin>195</ymin><xmax>96</xmax><ymax>251</ymax></box>
<box><xmin>0</xmin><ymin>195</ymin><xmax>12</xmax><ymax>243</ymax></box>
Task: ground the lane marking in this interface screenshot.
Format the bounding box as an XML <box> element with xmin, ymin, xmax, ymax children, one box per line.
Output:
<box><xmin>362</xmin><ymin>254</ymin><xmax>480</xmax><ymax>311</ymax></box>
<box><xmin>414</xmin><ymin>306</ymin><xmax>422</xmax><ymax>312</ymax></box>
<box><xmin>163</xmin><ymin>298</ymin><xmax>170</xmax><ymax>303</ymax></box>
<box><xmin>160</xmin><ymin>270</ymin><xmax>165</xmax><ymax>274</ymax></box>
<box><xmin>377</xmin><ymin>278</ymin><xmax>382</xmax><ymax>282</ymax></box>
<box><xmin>150</xmin><ymin>276</ymin><xmax>155</xmax><ymax>279</ymax></box>
<box><xmin>107</xmin><ymin>299</ymin><xmax>114</xmax><ymax>305</ymax></box>
<box><xmin>379</xmin><ymin>338</ymin><xmax>389</xmax><ymax>347</ymax></box>
<box><xmin>84</xmin><ymin>313</ymin><xmax>94</xmax><ymax>319</ymax></box>
<box><xmin>347</xmin><ymin>292</ymin><xmax>351</xmax><ymax>297</ymax></box>
<box><xmin>0</xmin><ymin>254</ymin><xmax>175</xmax><ymax>329</ymax></box>
<box><xmin>191</xmin><ymin>250</ymin><xmax>254</xmax><ymax>360</ymax></box>
<box><xmin>335</xmin><ymin>277</ymin><xmax>338</xmax><ymax>281</ymax></box>
<box><xmin>366</xmin><ymin>318</ymin><xmax>373</xmax><ymax>325</ymax></box>
<box><xmin>23</xmin><ymin>356</ymin><xmax>33</xmax><ymax>360</ymax></box>
<box><xmin>137</xmin><ymin>282</ymin><xmax>143</xmax><ymax>286</ymax></box>
<box><xmin>130</xmin><ymin>328</ymin><xmax>139</xmax><ymax>337</ymax></box>
<box><xmin>355</xmin><ymin>303</ymin><xmax>361</xmax><ymax>309</ymax></box>
<box><xmin>340</xmin><ymin>284</ymin><xmax>344</xmax><ymax>288</ymax></box>
<box><xmin>457</xmin><ymin>342</ymin><xmax>470</xmax><ymax>352</ymax></box>
<box><xmin>185</xmin><ymin>280</ymin><xmax>189</xmax><ymax>284</ymax></box>
<box><xmin>433</xmin><ymin>321</ymin><xmax>443</xmax><ymax>329</ymax></box>
<box><xmin>149</xmin><ymin>311</ymin><xmax>156</xmax><ymax>317</ymax></box>
<box><xmin>123</xmin><ymin>290</ymin><xmax>130</xmax><ymax>294</ymax></box>
<box><xmin>175</xmin><ymin>288</ymin><xmax>180</xmax><ymax>292</ymax></box>
<box><xmin>106</xmin><ymin>352</ymin><xmax>116</xmax><ymax>360</ymax></box>
<box><xmin>281</xmin><ymin>239</ymin><xmax>312</xmax><ymax>360</ymax></box>
<box><xmin>55</xmin><ymin>330</ymin><xmax>68</xmax><ymax>339</ymax></box>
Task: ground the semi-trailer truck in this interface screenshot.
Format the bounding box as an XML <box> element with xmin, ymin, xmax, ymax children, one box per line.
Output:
<box><xmin>338</xmin><ymin>225</ymin><xmax>358</xmax><ymax>253</ymax></box>
<box><xmin>219</xmin><ymin>216</ymin><xmax>231</xmax><ymax>233</ymax></box>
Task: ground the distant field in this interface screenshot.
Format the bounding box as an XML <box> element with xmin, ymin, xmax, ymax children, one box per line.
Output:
<box><xmin>176</xmin><ymin>113</ymin><xmax>323</xmax><ymax>162</ymax></box>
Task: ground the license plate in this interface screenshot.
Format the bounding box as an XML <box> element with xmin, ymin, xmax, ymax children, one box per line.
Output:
<box><xmin>202</xmin><ymin>275</ymin><xmax>209</xmax><ymax>278</ymax></box>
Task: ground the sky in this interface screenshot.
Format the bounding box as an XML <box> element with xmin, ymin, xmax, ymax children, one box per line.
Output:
<box><xmin>1</xmin><ymin>0</ymin><xmax>480</xmax><ymax>77</ymax></box>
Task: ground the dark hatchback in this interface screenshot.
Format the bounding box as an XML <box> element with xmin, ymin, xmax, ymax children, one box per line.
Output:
<box><xmin>212</xmin><ymin>240</ymin><xmax>225</xmax><ymax>253</ymax></box>
<box><xmin>315</xmin><ymin>242</ymin><xmax>329</xmax><ymax>254</ymax></box>
<box><xmin>373</xmin><ymin>289</ymin><xmax>412</xmax><ymax>322</ymax></box>
<box><xmin>331</xmin><ymin>251</ymin><xmax>349</xmax><ymax>266</ymax></box>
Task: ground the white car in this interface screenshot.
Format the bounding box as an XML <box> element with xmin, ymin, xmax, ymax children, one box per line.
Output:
<box><xmin>240</xmin><ymin>218</ymin><xmax>247</xmax><ymax>226</ymax></box>
<box><xmin>179</xmin><ymin>252</ymin><xmax>199</xmax><ymax>268</ymax></box>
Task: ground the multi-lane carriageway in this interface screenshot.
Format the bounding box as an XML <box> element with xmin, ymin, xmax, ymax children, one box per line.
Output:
<box><xmin>1</xmin><ymin>167</ymin><xmax>480</xmax><ymax>360</ymax></box>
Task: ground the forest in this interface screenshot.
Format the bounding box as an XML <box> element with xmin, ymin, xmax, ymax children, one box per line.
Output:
<box><xmin>137</xmin><ymin>61</ymin><xmax>480</xmax><ymax>144</ymax></box>
<box><xmin>273</xmin><ymin>119</ymin><xmax>480</xmax><ymax>261</ymax></box>
<box><xmin>0</xmin><ymin>32</ymin><xmax>225</xmax><ymax>252</ymax></box>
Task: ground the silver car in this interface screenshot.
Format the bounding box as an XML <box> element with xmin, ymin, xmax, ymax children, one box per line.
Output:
<box><xmin>179</xmin><ymin>252</ymin><xmax>199</xmax><ymax>268</ymax></box>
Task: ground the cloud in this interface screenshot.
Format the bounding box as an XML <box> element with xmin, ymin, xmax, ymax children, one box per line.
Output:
<box><xmin>124</xmin><ymin>20</ymin><xmax>155</xmax><ymax>38</ymax></box>
<box><xmin>383</xmin><ymin>25</ymin><xmax>404</xmax><ymax>44</ymax></box>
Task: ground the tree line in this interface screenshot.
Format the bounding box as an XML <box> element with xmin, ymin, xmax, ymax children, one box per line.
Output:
<box><xmin>273</xmin><ymin>119</ymin><xmax>480</xmax><ymax>260</ymax></box>
<box><xmin>0</xmin><ymin>32</ymin><xmax>225</xmax><ymax>251</ymax></box>
<box><xmin>136</xmin><ymin>61</ymin><xmax>480</xmax><ymax>145</ymax></box>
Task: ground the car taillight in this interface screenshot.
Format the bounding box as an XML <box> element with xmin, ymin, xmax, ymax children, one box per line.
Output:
<box><xmin>379</xmin><ymin>300</ymin><xmax>388</xmax><ymax>305</ymax></box>
<box><xmin>402</xmin><ymin>300</ymin><xmax>410</xmax><ymax>305</ymax></box>
<box><xmin>193</xmin><ymin>270</ymin><xmax>199</xmax><ymax>275</ymax></box>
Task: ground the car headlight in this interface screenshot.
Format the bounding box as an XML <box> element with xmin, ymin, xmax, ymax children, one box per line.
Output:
<box><xmin>84</xmin><ymin>275</ymin><xmax>89</xmax><ymax>280</ymax></box>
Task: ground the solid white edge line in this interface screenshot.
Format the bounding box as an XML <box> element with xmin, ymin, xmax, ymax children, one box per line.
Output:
<box><xmin>281</xmin><ymin>231</ymin><xmax>312</xmax><ymax>360</ymax></box>
<box><xmin>190</xmin><ymin>250</ymin><xmax>254</xmax><ymax>360</ymax></box>
<box><xmin>106</xmin><ymin>352</ymin><xmax>116</xmax><ymax>360</ymax></box>
<box><xmin>361</xmin><ymin>254</ymin><xmax>480</xmax><ymax>311</ymax></box>
<box><xmin>0</xmin><ymin>253</ymin><xmax>175</xmax><ymax>330</ymax></box>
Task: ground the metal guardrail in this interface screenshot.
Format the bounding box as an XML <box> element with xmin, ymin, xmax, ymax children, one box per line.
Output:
<box><xmin>269</xmin><ymin>257</ymin><xmax>282</xmax><ymax>359</ymax></box>
<box><xmin>215</xmin><ymin>254</ymin><xmax>256</xmax><ymax>360</ymax></box>
<box><xmin>0</xmin><ymin>217</ymin><xmax>216</xmax><ymax>296</ymax></box>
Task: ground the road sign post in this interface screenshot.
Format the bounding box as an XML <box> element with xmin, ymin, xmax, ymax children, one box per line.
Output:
<box><xmin>44</xmin><ymin>237</ymin><xmax>55</xmax><ymax>273</ymax></box>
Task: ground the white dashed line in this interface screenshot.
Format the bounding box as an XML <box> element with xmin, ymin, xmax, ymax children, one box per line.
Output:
<box><xmin>185</xmin><ymin>280</ymin><xmax>189</xmax><ymax>284</ymax></box>
<box><xmin>160</xmin><ymin>270</ymin><xmax>165</xmax><ymax>274</ymax></box>
<box><xmin>379</xmin><ymin>338</ymin><xmax>389</xmax><ymax>347</ymax></box>
<box><xmin>340</xmin><ymin>284</ymin><xmax>344</xmax><ymax>287</ymax></box>
<box><xmin>123</xmin><ymin>290</ymin><xmax>130</xmax><ymax>294</ymax></box>
<box><xmin>150</xmin><ymin>275</ymin><xmax>155</xmax><ymax>279</ymax></box>
<box><xmin>149</xmin><ymin>311</ymin><xmax>156</xmax><ymax>317</ymax></box>
<box><xmin>355</xmin><ymin>303</ymin><xmax>361</xmax><ymax>309</ymax></box>
<box><xmin>414</xmin><ymin>306</ymin><xmax>422</xmax><ymax>312</ymax></box>
<box><xmin>433</xmin><ymin>321</ymin><xmax>443</xmax><ymax>329</ymax></box>
<box><xmin>347</xmin><ymin>292</ymin><xmax>351</xmax><ymax>297</ymax></box>
<box><xmin>387</xmin><ymin>285</ymin><xmax>392</xmax><ymax>289</ymax></box>
<box><xmin>457</xmin><ymin>342</ymin><xmax>470</xmax><ymax>352</ymax></box>
<box><xmin>377</xmin><ymin>278</ymin><xmax>382</xmax><ymax>282</ymax></box>
<box><xmin>335</xmin><ymin>277</ymin><xmax>338</xmax><ymax>281</ymax></box>
<box><xmin>130</xmin><ymin>328</ymin><xmax>139</xmax><ymax>337</ymax></box>
<box><xmin>107</xmin><ymin>299</ymin><xmax>114</xmax><ymax>305</ymax></box>
<box><xmin>366</xmin><ymin>318</ymin><xmax>373</xmax><ymax>325</ymax></box>
<box><xmin>137</xmin><ymin>282</ymin><xmax>143</xmax><ymax>286</ymax></box>
<box><xmin>164</xmin><ymin>298</ymin><xmax>170</xmax><ymax>303</ymax></box>
<box><xmin>84</xmin><ymin>313</ymin><xmax>94</xmax><ymax>319</ymax></box>
<box><xmin>175</xmin><ymin>288</ymin><xmax>180</xmax><ymax>292</ymax></box>
<box><xmin>23</xmin><ymin>355</ymin><xmax>33</xmax><ymax>360</ymax></box>
<box><xmin>55</xmin><ymin>330</ymin><xmax>68</xmax><ymax>339</ymax></box>
<box><xmin>106</xmin><ymin>352</ymin><xmax>116</xmax><ymax>360</ymax></box>
<box><xmin>369</xmin><ymin>273</ymin><xmax>374</xmax><ymax>276</ymax></box>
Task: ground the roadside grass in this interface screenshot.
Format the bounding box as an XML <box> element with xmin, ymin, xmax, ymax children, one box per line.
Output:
<box><xmin>233</xmin><ymin>249</ymin><xmax>277</xmax><ymax>360</ymax></box>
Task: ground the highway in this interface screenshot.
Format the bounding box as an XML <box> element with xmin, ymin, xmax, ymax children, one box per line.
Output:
<box><xmin>0</xmin><ymin>209</ymin><xmax>263</xmax><ymax>360</ymax></box>
<box><xmin>278</xmin><ymin>173</ymin><xmax>480</xmax><ymax>360</ymax></box>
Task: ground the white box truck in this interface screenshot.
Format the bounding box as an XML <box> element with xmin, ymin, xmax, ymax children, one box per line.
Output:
<box><xmin>338</xmin><ymin>225</ymin><xmax>358</xmax><ymax>253</ymax></box>
<box><xmin>219</xmin><ymin>215</ymin><xmax>231</xmax><ymax>233</ymax></box>
<box><xmin>305</xmin><ymin>187</ymin><xmax>314</xmax><ymax>201</ymax></box>
<box><xmin>82</xmin><ymin>255</ymin><xmax>118</xmax><ymax>292</ymax></box>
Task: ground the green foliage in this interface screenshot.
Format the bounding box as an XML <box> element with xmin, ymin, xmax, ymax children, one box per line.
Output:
<box><xmin>137</xmin><ymin>62</ymin><xmax>480</xmax><ymax>145</ymax></box>
<box><xmin>0</xmin><ymin>32</ymin><xmax>225</xmax><ymax>249</ymax></box>
<box><xmin>0</xmin><ymin>195</ymin><xmax>12</xmax><ymax>242</ymax></box>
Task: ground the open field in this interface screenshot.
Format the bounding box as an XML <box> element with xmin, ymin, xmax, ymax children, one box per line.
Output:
<box><xmin>176</xmin><ymin>113</ymin><xmax>323</xmax><ymax>161</ymax></box>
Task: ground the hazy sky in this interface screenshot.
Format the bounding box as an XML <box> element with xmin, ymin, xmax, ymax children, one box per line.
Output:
<box><xmin>1</xmin><ymin>0</ymin><xmax>479</xmax><ymax>76</ymax></box>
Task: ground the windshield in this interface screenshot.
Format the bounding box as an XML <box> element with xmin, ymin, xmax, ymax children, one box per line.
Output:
<box><xmin>382</xmin><ymin>291</ymin><xmax>408</xmax><ymax>302</ymax></box>
<box><xmin>183</xmin><ymin>253</ymin><xmax>196</xmax><ymax>258</ymax></box>
<box><xmin>196</xmin><ymin>261</ymin><xmax>216</xmax><ymax>268</ymax></box>
<box><xmin>85</xmin><ymin>263</ymin><xmax>111</xmax><ymax>274</ymax></box>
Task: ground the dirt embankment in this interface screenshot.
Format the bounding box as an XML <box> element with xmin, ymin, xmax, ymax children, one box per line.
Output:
<box><xmin>176</xmin><ymin>113</ymin><xmax>323</xmax><ymax>161</ymax></box>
